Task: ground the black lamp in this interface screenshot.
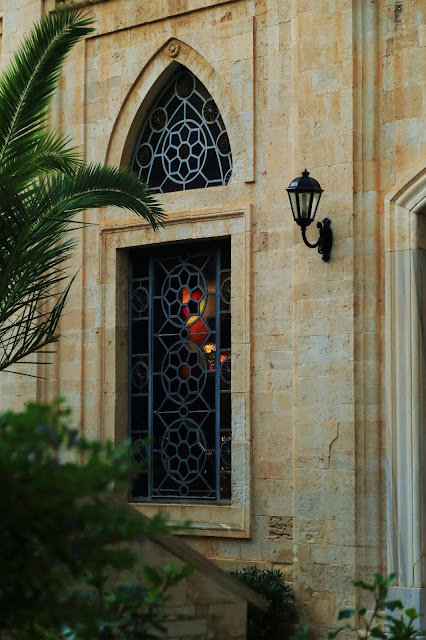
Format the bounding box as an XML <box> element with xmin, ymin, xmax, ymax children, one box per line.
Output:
<box><xmin>286</xmin><ymin>169</ymin><xmax>332</xmax><ymax>262</ymax></box>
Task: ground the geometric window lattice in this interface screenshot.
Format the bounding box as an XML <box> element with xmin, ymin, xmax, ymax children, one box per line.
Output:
<box><xmin>129</xmin><ymin>240</ymin><xmax>232</xmax><ymax>502</ymax></box>
<box><xmin>131</xmin><ymin>66</ymin><xmax>232</xmax><ymax>194</ymax></box>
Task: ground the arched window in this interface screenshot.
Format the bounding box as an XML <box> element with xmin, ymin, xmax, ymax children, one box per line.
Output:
<box><xmin>131</xmin><ymin>67</ymin><xmax>232</xmax><ymax>193</ymax></box>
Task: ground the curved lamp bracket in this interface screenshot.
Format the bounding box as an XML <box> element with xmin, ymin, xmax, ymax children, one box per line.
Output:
<box><xmin>301</xmin><ymin>218</ymin><xmax>333</xmax><ymax>262</ymax></box>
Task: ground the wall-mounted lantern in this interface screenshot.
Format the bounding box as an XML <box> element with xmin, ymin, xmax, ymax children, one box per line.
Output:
<box><xmin>286</xmin><ymin>169</ymin><xmax>333</xmax><ymax>262</ymax></box>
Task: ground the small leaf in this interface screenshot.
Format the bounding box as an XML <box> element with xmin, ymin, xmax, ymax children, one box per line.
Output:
<box><xmin>353</xmin><ymin>580</ymin><xmax>375</xmax><ymax>592</ymax></box>
<box><xmin>338</xmin><ymin>609</ymin><xmax>357</xmax><ymax>620</ymax></box>
<box><xmin>162</xmin><ymin>562</ymin><xmax>177</xmax><ymax>576</ymax></box>
<box><xmin>384</xmin><ymin>599</ymin><xmax>403</xmax><ymax>611</ymax></box>
<box><xmin>405</xmin><ymin>608</ymin><xmax>421</xmax><ymax>620</ymax></box>
<box><xmin>143</xmin><ymin>566</ymin><xmax>163</xmax><ymax>588</ymax></box>
<box><xmin>177</xmin><ymin>565</ymin><xmax>195</xmax><ymax>579</ymax></box>
<box><xmin>291</xmin><ymin>626</ymin><xmax>309</xmax><ymax>640</ymax></box>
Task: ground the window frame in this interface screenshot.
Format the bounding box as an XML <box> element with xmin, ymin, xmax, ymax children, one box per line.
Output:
<box><xmin>99</xmin><ymin>202</ymin><xmax>252</xmax><ymax>538</ymax></box>
<box><xmin>128</xmin><ymin>238</ymin><xmax>232</xmax><ymax>504</ymax></box>
<box><xmin>131</xmin><ymin>66</ymin><xmax>233</xmax><ymax>194</ymax></box>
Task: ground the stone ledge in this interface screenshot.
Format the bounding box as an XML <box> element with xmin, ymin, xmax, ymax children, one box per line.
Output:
<box><xmin>113</xmin><ymin>497</ymin><xmax>269</xmax><ymax>614</ymax></box>
<box><xmin>148</xmin><ymin>519</ymin><xmax>269</xmax><ymax>613</ymax></box>
<box><xmin>56</xmin><ymin>0</ymin><xmax>110</xmax><ymax>9</ymax></box>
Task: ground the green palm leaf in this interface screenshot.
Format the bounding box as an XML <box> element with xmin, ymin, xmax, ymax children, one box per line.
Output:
<box><xmin>0</xmin><ymin>10</ymin><xmax>93</xmax><ymax>179</ymax></box>
<box><xmin>4</xmin><ymin>129</ymin><xmax>82</xmax><ymax>188</ymax></box>
<box><xmin>0</xmin><ymin>11</ymin><xmax>164</xmax><ymax>373</ymax></box>
<box><xmin>34</xmin><ymin>163</ymin><xmax>165</xmax><ymax>230</ymax></box>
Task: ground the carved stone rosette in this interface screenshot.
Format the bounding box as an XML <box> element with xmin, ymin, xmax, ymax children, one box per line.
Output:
<box><xmin>167</xmin><ymin>40</ymin><xmax>180</xmax><ymax>58</ymax></box>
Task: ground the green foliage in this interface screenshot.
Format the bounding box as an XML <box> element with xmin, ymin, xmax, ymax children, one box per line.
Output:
<box><xmin>293</xmin><ymin>573</ymin><xmax>424</xmax><ymax>640</ymax></box>
<box><xmin>329</xmin><ymin>573</ymin><xmax>424</xmax><ymax>640</ymax></box>
<box><xmin>0</xmin><ymin>9</ymin><xmax>165</xmax><ymax>373</ymax></box>
<box><xmin>229</xmin><ymin>566</ymin><xmax>294</xmax><ymax>639</ymax></box>
<box><xmin>229</xmin><ymin>566</ymin><xmax>294</xmax><ymax>614</ymax></box>
<box><xmin>0</xmin><ymin>400</ymin><xmax>192</xmax><ymax>639</ymax></box>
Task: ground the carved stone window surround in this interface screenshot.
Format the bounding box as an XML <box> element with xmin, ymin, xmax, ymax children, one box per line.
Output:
<box><xmin>99</xmin><ymin>202</ymin><xmax>252</xmax><ymax>538</ymax></box>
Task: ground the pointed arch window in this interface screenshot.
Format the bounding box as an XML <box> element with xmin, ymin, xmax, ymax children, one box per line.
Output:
<box><xmin>131</xmin><ymin>67</ymin><xmax>232</xmax><ymax>193</ymax></box>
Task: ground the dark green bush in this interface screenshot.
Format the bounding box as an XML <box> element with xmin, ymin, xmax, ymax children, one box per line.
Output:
<box><xmin>228</xmin><ymin>566</ymin><xmax>295</xmax><ymax>639</ymax></box>
<box><xmin>0</xmin><ymin>400</ymin><xmax>191</xmax><ymax>639</ymax></box>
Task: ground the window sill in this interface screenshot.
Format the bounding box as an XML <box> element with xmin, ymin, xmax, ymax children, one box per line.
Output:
<box><xmin>130</xmin><ymin>502</ymin><xmax>251</xmax><ymax>538</ymax></box>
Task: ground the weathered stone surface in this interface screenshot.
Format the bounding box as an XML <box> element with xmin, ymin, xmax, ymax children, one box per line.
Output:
<box><xmin>268</xmin><ymin>515</ymin><xmax>293</xmax><ymax>540</ymax></box>
<box><xmin>2</xmin><ymin>0</ymin><xmax>425</xmax><ymax>637</ymax></box>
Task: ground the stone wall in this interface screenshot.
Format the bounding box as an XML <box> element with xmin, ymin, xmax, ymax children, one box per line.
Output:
<box><xmin>1</xmin><ymin>0</ymin><xmax>425</xmax><ymax>637</ymax></box>
<box><xmin>135</xmin><ymin>537</ymin><xmax>248</xmax><ymax>640</ymax></box>
<box><xmin>126</xmin><ymin>512</ymin><xmax>268</xmax><ymax>640</ymax></box>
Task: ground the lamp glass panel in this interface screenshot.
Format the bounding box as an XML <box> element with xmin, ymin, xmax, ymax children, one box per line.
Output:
<box><xmin>288</xmin><ymin>191</ymin><xmax>298</xmax><ymax>222</ymax></box>
<box><xmin>311</xmin><ymin>192</ymin><xmax>322</xmax><ymax>221</ymax></box>
<box><xmin>299</xmin><ymin>191</ymin><xmax>311</xmax><ymax>220</ymax></box>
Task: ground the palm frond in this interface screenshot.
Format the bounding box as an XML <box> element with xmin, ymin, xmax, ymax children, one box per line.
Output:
<box><xmin>0</xmin><ymin>10</ymin><xmax>165</xmax><ymax>374</ymax></box>
<box><xmin>0</xmin><ymin>160</ymin><xmax>164</xmax><ymax>371</ymax></box>
<box><xmin>33</xmin><ymin>163</ymin><xmax>166</xmax><ymax>231</ymax></box>
<box><xmin>2</xmin><ymin>129</ymin><xmax>82</xmax><ymax>187</ymax></box>
<box><xmin>0</xmin><ymin>279</ymin><xmax>72</xmax><ymax>373</ymax></box>
<box><xmin>0</xmin><ymin>175</ymin><xmax>72</xmax><ymax>372</ymax></box>
<box><xmin>0</xmin><ymin>10</ymin><xmax>93</xmax><ymax>171</ymax></box>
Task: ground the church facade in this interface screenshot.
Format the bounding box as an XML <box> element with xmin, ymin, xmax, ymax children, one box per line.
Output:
<box><xmin>1</xmin><ymin>0</ymin><xmax>425</xmax><ymax>635</ymax></box>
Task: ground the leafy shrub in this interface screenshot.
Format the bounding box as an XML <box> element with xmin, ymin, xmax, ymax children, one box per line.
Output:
<box><xmin>330</xmin><ymin>573</ymin><xmax>424</xmax><ymax>640</ymax></box>
<box><xmin>229</xmin><ymin>566</ymin><xmax>295</xmax><ymax>639</ymax></box>
<box><xmin>0</xmin><ymin>400</ymin><xmax>191</xmax><ymax>639</ymax></box>
<box><xmin>293</xmin><ymin>573</ymin><xmax>424</xmax><ymax>640</ymax></box>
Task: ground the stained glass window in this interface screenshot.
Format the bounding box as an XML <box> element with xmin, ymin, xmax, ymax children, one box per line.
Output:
<box><xmin>131</xmin><ymin>67</ymin><xmax>232</xmax><ymax>193</ymax></box>
<box><xmin>129</xmin><ymin>240</ymin><xmax>232</xmax><ymax>502</ymax></box>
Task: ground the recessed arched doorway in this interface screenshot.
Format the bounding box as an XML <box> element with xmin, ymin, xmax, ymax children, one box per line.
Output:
<box><xmin>385</xmin><ymin>162</ymin><xmax>426</xmax><ymax>616</ymax></box>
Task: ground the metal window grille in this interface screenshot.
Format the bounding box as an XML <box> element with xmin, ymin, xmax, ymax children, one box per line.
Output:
<box><xmin>131</xmin><ymin>67</ymin><xmax>232</xmax><ymax>193</ymax></box>
<box><xmin>129</xmin><ymin>240</ymin><xmax>232</xmax><ymax>502</ymax></box>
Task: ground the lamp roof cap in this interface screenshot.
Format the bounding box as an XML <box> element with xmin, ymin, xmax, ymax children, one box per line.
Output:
<box><xmin>287</xmin><ymin>169</ymin><xmax>323</xmax><ymax>193</ymax></box>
